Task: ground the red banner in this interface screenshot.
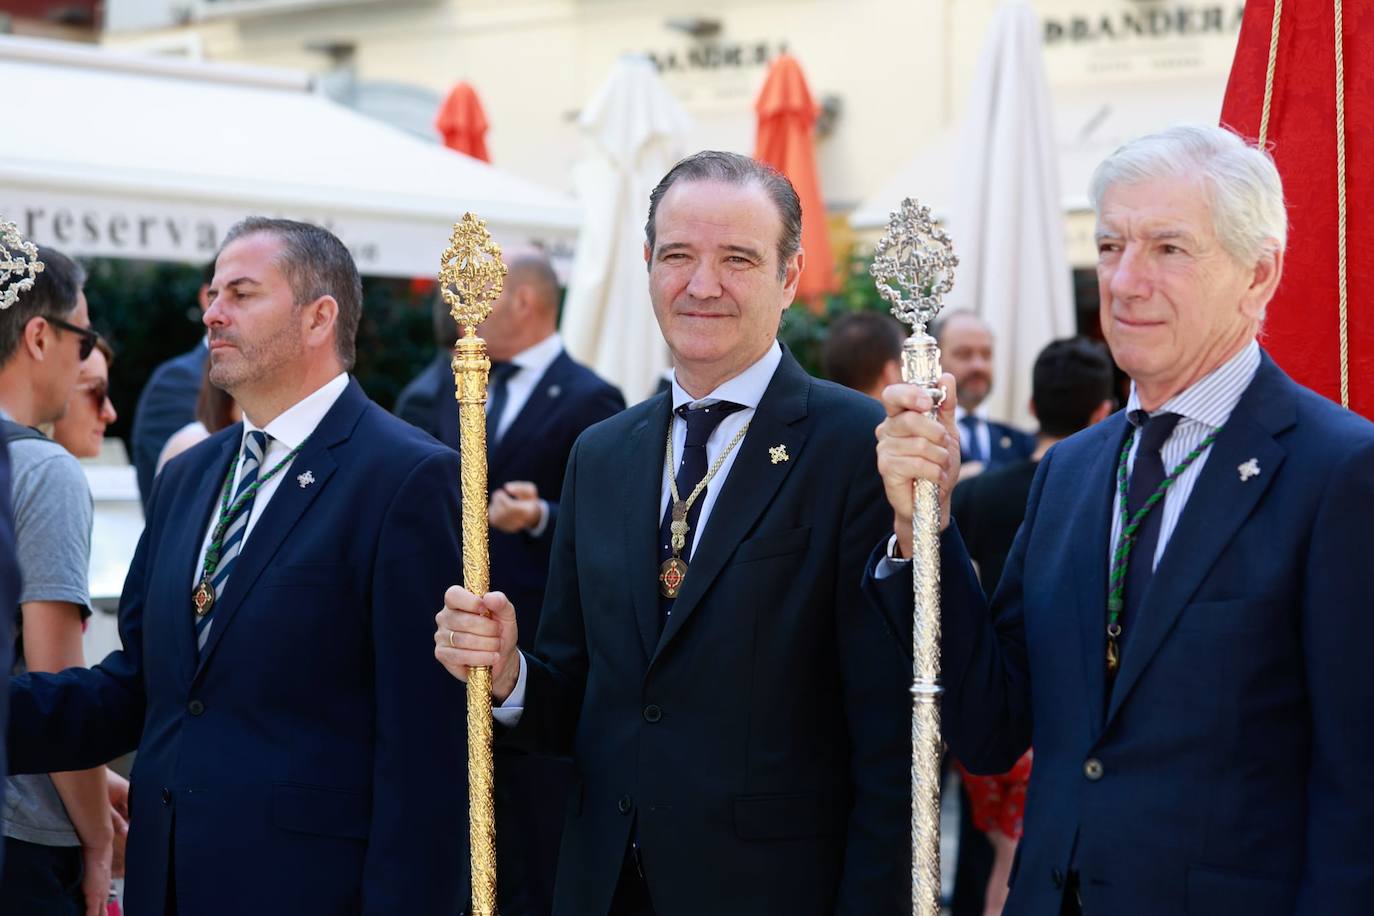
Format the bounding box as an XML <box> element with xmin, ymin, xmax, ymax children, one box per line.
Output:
<box><xmin>1221</xmin><ymin>1</ymin><xmax>1373</xmax><ymax>418</ymax></box>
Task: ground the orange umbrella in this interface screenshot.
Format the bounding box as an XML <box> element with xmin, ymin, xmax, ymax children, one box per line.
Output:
<box><xmin>434</xmin><ymin>81</ymin><xmax>491</xmax><ymax>162</ymax></box>
<box><xmin>754</xmin><ymin>53</ymin><xmax>837</xmax><ymax>309</ymax></box>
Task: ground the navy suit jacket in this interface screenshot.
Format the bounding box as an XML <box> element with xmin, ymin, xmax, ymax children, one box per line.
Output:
<box><xmin>395</xmin><ymin>348</ymin><xmax>624</xmax><ymax>642</ymax></box>
<box><xmin>132</xmin><ymin>343</ymin><xmax>207</xmax><ymax>508</ymax></box>
<box><xmin>0</xmin><ymin>438</ymin><xmax>16</xmax><ymax>859</ymax></box>
<box><xmin>9</xmin><ymin>379</ymin><xmax>470</xmax><ymax>916</ymax></box>
<box><xmin>865</xmin><ymin>353</ymin><xmax>1374</xmax><ymax>916</ymax></box>
<box><xmin>961</xmin><ymin>416</ymin><xmax>1035</xmax><ymax>469</ymax></box>
<box><xmin>507</xmin><ymin>351</ymin><xmax>912</xmax><ymax>916</ymax></box>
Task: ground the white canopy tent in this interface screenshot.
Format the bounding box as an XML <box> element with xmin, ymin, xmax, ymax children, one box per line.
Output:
<box><xmin>0</xmin><ymin>35</ymin><xmax>581</xmax><ymax>278</ymax></box>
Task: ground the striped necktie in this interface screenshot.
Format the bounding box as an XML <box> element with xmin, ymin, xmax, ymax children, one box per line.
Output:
<box><xmin>196</xmin><ymin>430</ymin><xmax>269</xmax><ymax>651</ymax></box>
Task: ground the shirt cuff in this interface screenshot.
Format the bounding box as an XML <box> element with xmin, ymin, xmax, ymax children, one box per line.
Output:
<box><xmin>491</xmin><ymin>651</ymin><xmax>527</xmax><ymax>726</ymax></box>
<box><xmin>527</xmin><ymin>500</ymin><xmax>550</xmax><ymax>538</ymax></box>
<box><xmin>875</xmin><ymin>534</ymin><xmax>911</xmax><ymax>579</ymax></box>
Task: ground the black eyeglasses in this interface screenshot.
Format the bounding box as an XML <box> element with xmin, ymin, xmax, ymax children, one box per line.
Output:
<box><xmin>42</xmin><ymin>315</ymin><xmax>100</xmax><ymax>361</ymax></box>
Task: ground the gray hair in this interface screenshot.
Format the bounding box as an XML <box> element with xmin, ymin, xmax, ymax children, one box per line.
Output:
<box><xmin>645</xmin><ymin>150</ymin><xmax>802</xmax><ymax>280</ymax></box>
<box><xmin>1088</xmin><ymin>125</ymin><xmax>1287</xmax><ymax>265</ymax></box>
<box><xmin>220</xmin><ymin>217</ymin><xmax>363</xmax><ymax>369</ymax></box>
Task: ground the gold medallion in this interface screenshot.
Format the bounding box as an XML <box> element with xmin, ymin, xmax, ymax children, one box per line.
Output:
<box><xmin>192</xmin><ymin>577</ymin><xmax>216</xmax><ymax>617</ymax></box>
<box><xmin>659</xmin><ymin>557</ymin><xmax>688</xmax><ymax>598</ymax></box>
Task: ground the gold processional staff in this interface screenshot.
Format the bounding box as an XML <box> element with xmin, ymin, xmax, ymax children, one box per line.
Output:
<box><xmin>438</xmin><ymin>213</ymin><xmax>508</xmax><ymax>916</ymax></box>
<box><xmin>870</xmin><ymin>199</ymin><xmax>958</xmax><ymax>916</ymax></box>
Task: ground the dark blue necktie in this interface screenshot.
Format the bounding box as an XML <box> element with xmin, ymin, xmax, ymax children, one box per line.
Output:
<box><xmin>1121</xmin><ymin>411</ymin><xmax>1181</xmax><ymax>638</ymax></box>
<box><xmin>961</xmin><ymin>415</ymin><xmax>986</xmax><ymax>464</ymax></box>
<box><xmin>486</xmin><ymin>362</ymin><xmax>519</xmax><ymax>451</ymax></box>
<box><xmin>658</xmin><ymin>401</ymin><xmax>744</xmax><ymax>626</ymax></box>
<box><xmin>196</xmin><ymin>430</ymin><xmax>269</xmax><ymax>652</ymax></box>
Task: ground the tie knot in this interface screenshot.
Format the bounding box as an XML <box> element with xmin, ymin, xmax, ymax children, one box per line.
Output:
<box><xmin>678</xmin><ymin>401</ymin><xmax>744</xmax><ymax>448</ymax></box>
<box><xmin>1132</xmin><ymin>411</ymin><xmax>1181</xmax><ymax>454</ymax></box>
<box><xmin>489</xmin><ymin>362</ymin><xmax>519</xmax><ymax>385</ymax></box>
<box><xmin>244</xmin><ymin>430</ymin><xmax>270</xmax><ymax>462</ymax></box>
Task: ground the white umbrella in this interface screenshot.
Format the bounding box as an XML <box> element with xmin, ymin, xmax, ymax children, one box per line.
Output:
<box><xmin>942</xmin><ymin>0</ymin><xmax>1076</xmax><ymax>430</ymax></box>
<box><xmin>560</xmin><ymin>55</ymin><xmax>692</xmax><ymax>402</ymax></box>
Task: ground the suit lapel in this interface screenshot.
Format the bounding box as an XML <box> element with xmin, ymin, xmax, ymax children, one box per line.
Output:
<box><xmin>193</xmin><ymin>381</ymin><xmax>367</xmax><ymax>678</ymax></box>
<box><xmin>491</xmin><ymin>351</ymin><xmax>571</xmax><ymax>472</ymax></box>
<box><xmin>652</xmin><ymin>355</ymin><xmax>809</xmax><ymax>664</ymax></box>
<box><xmin>625</xmin><ymin>394</ymin><xmax>672</xmax><ymax>662</ymax></box>
<box><xmin>173</xmin><ymin>432</ymin><xmax>239</xmax><ymax>685</ymax></box>
<box><xmin>1069</xmin><ymin>415</ymin><xmax>1126</xmax><ymax>737</ymax></box>
<box><xmin>1106</xmin><ymin>355</ymin><xmax>1296</xmax><ymax>723</ymax></box>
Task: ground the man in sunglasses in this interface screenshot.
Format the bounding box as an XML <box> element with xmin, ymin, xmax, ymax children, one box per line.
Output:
<box><xmin>0</xmin><ymin>246</ymin><xmax>116</xmax><ymax>916</ymax></box>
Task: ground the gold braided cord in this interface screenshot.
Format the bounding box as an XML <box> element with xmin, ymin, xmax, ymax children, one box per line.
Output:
<box><xmin>1258</xmin><ymin>0</ymin><xmax>1284</xmax><ymax>146</ymax></box>
<box><xmin>1334</xmin><ymin>0</ymin><xmax>1350</xmax><ymax>408</ymax></box>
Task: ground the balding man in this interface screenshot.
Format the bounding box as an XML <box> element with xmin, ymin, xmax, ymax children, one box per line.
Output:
<box><xmin>868</xmin><ymin>126</ymin><xmax>1374</xmax><ymax>915</ymax></box>
<box><xmin>934</xmin><ymin>310</ymin><xmax>1034</xmax><ymax>475</ymax></box>
<box><xmin>395</xmin><ymin>251</ymin><xmax>624</xmax><ymax>915</ymax></box>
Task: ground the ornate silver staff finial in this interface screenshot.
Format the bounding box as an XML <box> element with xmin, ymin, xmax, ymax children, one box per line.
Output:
<box><xmin>0</xmin><ymin>219</ymin><xmax>45</xmax><ymax>311</ymax></box>
<box><xmin>869</xmin><ymin>196</ymin><xmax>958</xmax><ymax>916</ymax></box>
<box><xmin>869</xmin><ymin>198</ymin><xmax>958</xmax><ymax>334</ymax></box>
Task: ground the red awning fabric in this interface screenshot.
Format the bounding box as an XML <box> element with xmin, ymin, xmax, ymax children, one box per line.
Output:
<box><xmin>435</xmin><ymin>81</ymin><xmax>491</xmax><ymax>163</ymax></box>
<box><xmin>754</xmin><ymin>53</ymin><xmax>837</xmax><ymax>310</ymax></box>
<box><xmin>1221</xmin><ymin>1</ymin><xmax>1373</xmax><ymax>418</ymax></box>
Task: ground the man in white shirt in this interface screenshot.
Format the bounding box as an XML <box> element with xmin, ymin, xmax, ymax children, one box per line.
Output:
<box><xmin>9</xmin><ymin>218</ymin><xmax>470</xmax><ymax>916</ymax></box>
<box><xmin>435</xmin><ymin>151</ymin><xmax>911</xmax><ymax>916</ymax></box>
<box><xmin>934</xmin><ymin>310</ymin><xmax>1034</xmax><ymax>477</ymax></box>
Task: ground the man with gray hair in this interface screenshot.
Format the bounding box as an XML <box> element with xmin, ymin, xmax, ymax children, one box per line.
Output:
<box><xmin>8</xmin><ymin>219</ymin><xmax>470</xmax><ymax>915</ymax></box>
<box><xmin>867</xmin><ymin>125</ymin><xmax>1374</xmax><ymax>915</ymax></box>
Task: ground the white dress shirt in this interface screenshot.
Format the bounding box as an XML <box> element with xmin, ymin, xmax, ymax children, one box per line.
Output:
<box><xmin>191</xmin><ymin>372</ymin><xmax>350</xmax><ymax>594</ymax></box>
<box><xmin>488</xmin><ymin>332</ymin><xmax>565</xmax><ymax>536</ymax></box>
<box><xmin>495</xmin><ymin>342</ymin><xmax>784</xmax><ymax>722</ymax></box>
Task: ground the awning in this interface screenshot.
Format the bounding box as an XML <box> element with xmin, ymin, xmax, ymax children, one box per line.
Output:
<box><xmin>850</xmin><ymin>76</ymin><xmax>1229</xmax><ymax>229</ymax></box>
<box><xmin>0</xmin><ymin>35</ymin><xmax>581</xmax><ymax>277</ymax></box>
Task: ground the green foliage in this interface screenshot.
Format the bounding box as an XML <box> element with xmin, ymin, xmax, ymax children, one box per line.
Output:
<box><xmin>779</xmin><ymin>249</ymin><xmax>890</xmax><ymax>378</ymax></box>
<box><xmin>80</xmin><ymin>259</ymin><xmax>437</xmax><ymax>452</ymax></box>
<box><xmin>81</xmin><ymin>258</ymin><xmax>208</xmax><ymax>446</ymax></box>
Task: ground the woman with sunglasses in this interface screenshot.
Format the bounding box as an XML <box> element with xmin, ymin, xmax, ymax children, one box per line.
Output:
<box><xmin>50</xmin><ymin>339</ymin><xmax>117</xmax><ymax>460</ymax></box>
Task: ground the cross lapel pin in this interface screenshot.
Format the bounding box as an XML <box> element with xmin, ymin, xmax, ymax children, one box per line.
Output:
<box><xmin>297</xmin><ymin>470</ymin><xmax>316</xmax><ymax>488</ymax></box>
<box><xmin>1237</xmin><ymin>458</ymin><xmax>1260</xmax><ymax>482</ymax></box>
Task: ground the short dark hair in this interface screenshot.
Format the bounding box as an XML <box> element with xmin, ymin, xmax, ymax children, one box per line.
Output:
<box><xmin>822</xmin><ymin>311</ymin><xmax>905</xmax><ymax>393</ymax></box>
<box><xmin>0</xmin><ymin>246</ymin><xmax>85</xmax><ymax>367</ymax></box>
<box><xmin>931</xmin><ymin>309</ymin><xmax>989</xmax><ymax>347</ymax></box>
<box><xmin>645</xmin><ymin>150</ymin><xmax>802</xmax><ymax>280</ymax></box>
<box><xmin>1032</xmin><ymin>337</ymin><xmax>1115</xmax><ymax>438</ymax></box>
<box><xmin>219</xmin><ymin>218</ymin><xmax>363</xmax><ymax>369</ymax></box>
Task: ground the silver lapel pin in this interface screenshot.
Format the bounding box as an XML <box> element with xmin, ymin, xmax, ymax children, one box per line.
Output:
<box><xmin>1237</xmin><ymin>458</ymin><xmax>1260</xmax><ymax>482</ymax></box>
<box><xmin>547</xmin><ymin>384</ymin><xmax>562</xmax><ymax>399</ymax></box>
<box><xmin>297</xmin><ymin>470</ymin><xmax>316</xmax><ymax>488</ymax></box>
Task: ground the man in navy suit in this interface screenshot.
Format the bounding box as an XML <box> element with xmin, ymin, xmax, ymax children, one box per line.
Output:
<box><xmin>8</xmin><ymin>218</ymin><xmax>469</xmax><ymax>915</ymax></box>
<box><xmin>933</xmin><ymin>310</ymin><xmax>1034</xmax><ymax>477</ymax></box>
<box><xmin>131</xmin><ymin>263</ymin><xmax>212</xmax><ymax>508</ymax></box>
<box><xmin>395</xmin><ymin>252</ymin><xmax>623</xmax><ymax>915</ymax></box>
<box><xmin>437</xmin><ymin>151</ymin><xmax>911</xmax><ymax>915</ymax></box>
<box><xmin>868</xmin><ymin>126</ymin><xmax>1374</xmax><ymax>915</ymax></box>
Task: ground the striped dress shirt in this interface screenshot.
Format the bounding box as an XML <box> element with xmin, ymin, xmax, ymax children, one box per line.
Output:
<box><xmin>1108</xmin><ymin>339</ymin><xmax>1261</xmax><ymax>572</ymax></box>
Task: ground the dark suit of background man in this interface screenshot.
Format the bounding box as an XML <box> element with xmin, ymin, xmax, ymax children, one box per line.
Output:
<box><xmin>821</xmin><ymin>310</ymin><xmax>906</xmax><ymax>401</ymax></box>
<box><xmin>9</xmin><ymin>218</ymin><xmax>469</xmax><ymax>916</ymax></box>
<box><xmin>868</xmin><ymin>125</ymin><xmax>1374</xmax><ymax>916</ymax></box>
<box><xmin>933</xmin><ymin>310</ymin><xmax>1034</xmax><ymax>477</ymax></box>
<box><xmin>131</xmin><ymin>262</ymin><xmax>212</xmax><ymax>508</ymax></box>
<box><xmin>395</xmin><ymin>252</ymin><xmax>624</xmax><ymax>916</ymax></box>
<box><xmin>946</xmin><ymin>336</ymin><xmax>1114</xmax><ymax>916</ymax></box>
<box><xmin>438</xmin><ymin>151</ymin><xmax>911</xmax><ymax>916</ymax></box>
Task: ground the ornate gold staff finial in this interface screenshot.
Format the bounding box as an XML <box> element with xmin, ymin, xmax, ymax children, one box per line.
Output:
<box><xmin>870</xmin><ymin>197</ymin><xmax>957</xmax><ymax>916</ymax></box>
<box><xmin>439</xmin><ymin>211</ymin><xmax>507</xmax><ymax>916</ymax></box>
<box><xmin>0</xmin><ymin>218</ymin><xmax>45</xmax><ymax>311</ymax></box>
<box><xmin>440</xmin><ymin>211</ymin><xmax>507</xmax><ymax>333</ymax></box>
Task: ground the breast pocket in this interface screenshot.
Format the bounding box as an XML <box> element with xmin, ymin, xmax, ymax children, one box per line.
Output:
<box><xmin>257</xmin><ymin>563</ymin><xmax>352</xmax><ymax>591</ymax></box>
<box><xmin>731</xmin><ymin>526</ymin><xmax>812</xmax><ymax>565</ymax></box>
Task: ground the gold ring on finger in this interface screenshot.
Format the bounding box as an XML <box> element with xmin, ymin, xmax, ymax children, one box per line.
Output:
<box><xmin>448</xmin><ymin>629</ymin><xmax>457</xmax><ymax>650</ymax></box>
